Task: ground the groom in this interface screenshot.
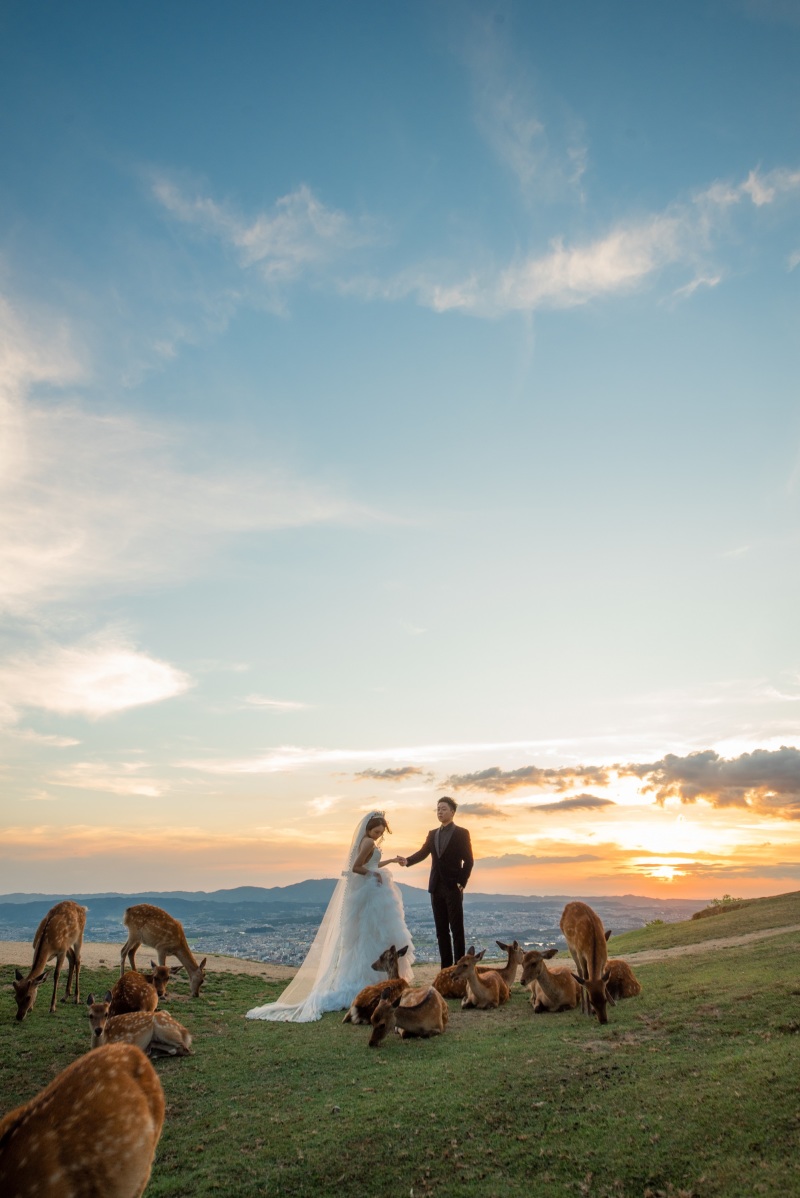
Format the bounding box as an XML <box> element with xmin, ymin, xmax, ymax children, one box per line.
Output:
<box><xmin>398</xmin><ymin>797</ymin><xmax>473</xmax><ymax>969</ymax></box>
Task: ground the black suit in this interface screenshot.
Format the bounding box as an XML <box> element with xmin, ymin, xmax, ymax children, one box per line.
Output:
<box><xmin>406</xmin><ymin>824</ymin><xmax>473</xmax><ymax>968</ymax></box>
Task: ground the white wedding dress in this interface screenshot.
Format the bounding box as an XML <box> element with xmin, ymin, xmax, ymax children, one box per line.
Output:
<box><xmin>246</xmin><ymin>821</ymin><xmax>415</xmax><ymax>1023</ymax></box>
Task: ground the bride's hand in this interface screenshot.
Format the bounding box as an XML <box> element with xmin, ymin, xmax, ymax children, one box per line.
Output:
<box><xmin>374</xmin><ymin>871</ymin><xmax>383</xmax><ymax>885</ymax></box>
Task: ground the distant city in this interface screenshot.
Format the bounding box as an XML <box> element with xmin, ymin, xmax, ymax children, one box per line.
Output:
<box><xmin>0</xmin><ymin>883</ymin><xmax>705</xmax><ymax>967</ymax></box>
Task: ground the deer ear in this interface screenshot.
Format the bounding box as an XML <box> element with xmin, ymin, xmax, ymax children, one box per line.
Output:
<box><xmin>475</xmin><ymin>949</ymin><xmax>486</xmax><ymax>961</ymax></box>
<box><xmin>32</xmin><ymin>970</ymin><xmax>49</xmax><ymax>985</ymax></box>
<box><xmin>151</xmin><ymin>960</ymin><xmax>158</xmax><ymax>969</ymax></box>
<box><xmin>104</xmin><ymin>990</ymin><xmax>113</xmax><ymax>1002</ymax></box>
<box><xmin>572</xmin><ymin>973</ymin><xmax>587</xmax><ymax>987</ymax></box>
<box><xmin>15</xmin><ymin>968</ymin><xmax>24</xmax><ymax>980</ymax></box>
<box><xmin>543</xmin><ymin>948</ymin><xmax>559</xmax><ymax>960</ymax></box>
<box><xmin>601</xmin><ymin>968</ymin><xmax>612</xmax><ymax>982</ymax></box>
<box><xmin>467</xmin><ymin>946</ymin><xmax>475</xmax><ymax>955</ymax></box>
<box><xmin>496</xmin><ymin>940</ymin><xmax>508</xmax><ymax>951</ymax></box>
<box><xmin>170</xmin><ymin>965</ymin><xmax>183</xmax><ymax>975</ymax></box>
<box><xmin>198</xmin><ymin>959</ymin><xmax>207</xmax><ymax>970</ymax></box>
<box><xmin>87</xmin><ymin>994</ymin><xmax>95</xmax><ymax>1005</ymax></box>
<box><xmin>398</xmin><ymin>945</ymin><xmax>409</xmax><ymax>956</ymax></box>
<box><xmin>391</xmin><ymin>995</ymin><xmax>403</xmax><ymax>1008</ymax></box>
<box><xmin>605</xmin><ymin>929</ymin><xmax>612</xmax><ymax>941</ymax></box>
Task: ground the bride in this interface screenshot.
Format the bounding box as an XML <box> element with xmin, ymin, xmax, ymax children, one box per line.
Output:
<box><xmin>246</xmin><ymin>811</ymin><xmax>415</xmax><ymax>1022</ymax></box>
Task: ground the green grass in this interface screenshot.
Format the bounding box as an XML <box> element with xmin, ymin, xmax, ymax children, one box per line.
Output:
<box><xmin>607</xmin><ymin>889</ymin><xmax>800</xmax><ymax>955</ymax></box>
<box><xmin>2</xmin><ymin>894</ymin><xmax>800</xmax><ymax>1197</ymax></box>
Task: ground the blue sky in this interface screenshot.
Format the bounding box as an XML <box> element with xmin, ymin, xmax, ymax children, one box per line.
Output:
<box><xmin>2</xmin><ymin>0</ymin><xmax>799</xmax><ymax>897</ymax></box>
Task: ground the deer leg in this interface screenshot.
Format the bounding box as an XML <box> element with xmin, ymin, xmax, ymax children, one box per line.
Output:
<box><xmin>49</xmin><ymin>952</ymin><xmax>65</xmax><ymax>1013</ymax></box>
<box><xmin>120</xmin><ymin>938</ymin><xmax>133</xmax><ymax>977</ymax></box>
<box><xmin>157</xmin><ymin>950</ymin><xmax>167</xmax><ymax>966</ymax></box>
<box><xmin>129</xmin><ymin>943</ymin><xmax>142</xmax><ymax>972</ymax></box>
<box><xmin>61</xmin><ymin>949</ymin><xmax>75</xmax><ymax>1001</ymax></box>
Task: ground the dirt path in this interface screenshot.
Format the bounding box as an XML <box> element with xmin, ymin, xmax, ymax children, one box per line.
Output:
<box><xmin>2</xmin><ymin>923</ymin><xmax>798</xmax><ymax>982</ymax></box>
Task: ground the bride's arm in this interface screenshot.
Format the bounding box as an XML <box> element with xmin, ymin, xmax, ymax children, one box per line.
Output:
<box><xmin>352</xmin><ymin>837</ymin><xmax>382</xmax><ymax>884</ymax></box>
<box><xmin>379</xmin><ymin>857</ymin><xmax>400</xmax><ymax>867</ymax></box>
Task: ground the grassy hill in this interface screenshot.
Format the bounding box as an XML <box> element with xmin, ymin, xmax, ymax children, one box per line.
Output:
<box><xmin>2</xmin><ymin>892</ymin><xmax>799</xmax><ymax>1197</ymax></box>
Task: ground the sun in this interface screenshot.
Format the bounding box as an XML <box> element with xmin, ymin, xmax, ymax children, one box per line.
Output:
<box><xmin>648</xmin><ymin>865</ymin><xmax>680</xmax><ymax>881</ymax></box>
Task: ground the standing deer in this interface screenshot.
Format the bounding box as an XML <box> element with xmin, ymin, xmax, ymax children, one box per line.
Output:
<box><xmin>559</xmin><ymin>901</ymin><xmax>614</xmax><ymax>1024</ymax></box>
<box><xmin>120</xmin><ymin>904</ymin><xmax>207</xmax><ymax>997</ymax></box>
<box><xmin>519</xmin><ymin>948</ymin><xmax>580</xmax><ymax>1013</ymax></box>
<box><xmin>12</xmin><ymin>901</ymin><xmax>87</xmax><ymax>1020</ymax></box>
<box><xmin>343</xmin><ymin>945</ymin><xmax>410</xmax><ymax>1024</ymax></box>
<box><xmin>87</xmin><ymin>993</ymin><xmax>193</xmax><ymax>1057</ymax></box>
<box><xmin>434</xmin><ymin>939</ymin><xmax>524</xmax><ymax>1000</ymax></box>
<box><xmin>450</xmin><ymin>946</ymin><xmax>510</xmax><ymax>1010</ymax></box>
<box><xmin>0</xmin><ymin>1043</ymin><xmax>164</xmax><ymax>1197</ymax></box>
<box><xmin>368</xmin><ymin>986</ymin><xmax>449</xmax><ymax>1047</ymax></box>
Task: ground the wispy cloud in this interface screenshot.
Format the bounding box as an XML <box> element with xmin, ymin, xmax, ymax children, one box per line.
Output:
<box><xmin>456</xmin><ymin>802</ymin><xmax>509</xmax><ymax>818</ymax></box>
<box><xmin>0</xmin><ymin>294</ymin><xmax>376</xmax><ymax>614</ymax></box>
<box><xmin>243</xmin><ymin>695</ymin><xmax>310</xmax><ymax>712</ymax></box>
<box><xmin>354</xmin><ymin>766</ymin><xmax>434</xmax><ymax>782</ymax></box>
<box><xmin>530</xmin><ymin>794</ymin><xmax>616</xmax><ymax>814</ymax></box>
<box><xmin>49</xmin><ymin>761</ymin><xmax>167</xmax><ymax>798</ymax></box>
<box><xmin>0</xmin><ymin>630</ymin><xmax>190</xmax><ymax>724</ymax></box>
<box><xmin>477</xmin><ymin>851</ymin><xmax>602</xmax><ymax>868</ymax></box>
<box><xmin>151</xmin><ymin>177</ymin><xmax>377</xmax><ymax>283</ymax></box>
<box><xmin>446</xmin><ymin>764</ymin><xmax>612</xmax><ymax>794</ymax></box>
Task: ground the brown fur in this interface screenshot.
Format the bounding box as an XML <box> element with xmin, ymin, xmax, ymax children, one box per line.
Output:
<box><xmin>12</xmin><ymin>901</ymin><xmax>87</xmax><ymax>1020</ymax></box>
<box><xmin>87</xmin><ymin>994</ymin><xmax>192</xmax><ymax>1057</ymax></box>
<box><xmin>520</xmin><ymin>948</ymin><xmax>580</xmax><ymax>1013</ymax></box>
<box><xmin>605</xmin><ymin>958</ymin><xmax>642</xmax><ymax>1000</ymax></box>
<box><xmin>369</xmin><ymin>986</ymin><xmax>448</xmax><ymax>1047</ymax></box>
<box><xmin>451</xmin><ymin>947</ymin><xmax>510</xmax><ymax>1010</ymax></box>
<box><xmin>343</xmin><ymin>945</ymin><xmax>410</xmax><ymax>1024</ymax></box>
<box><xmin>559</xmin><ymin>901</ymin><xmax>613</xmax><ymax>1024</ymax></box>
<box><xmin>433</xmin><ymin>939</ymin><xmax>524</xmax><ymax>999</ymax></box>
<box><xmin>108</xmin><ymin>971</ymin><xmax>159</xmax><ymax>1017</ymax></box>
<box><xmin>120</xmin><ymin>904</ymin><xmax>207</xmax><ymax>997</ymax></box>
<box><xmin>0</xmin><ymin>1044</ymin><xmax>164</xmax><ymax>1197</ymax></box>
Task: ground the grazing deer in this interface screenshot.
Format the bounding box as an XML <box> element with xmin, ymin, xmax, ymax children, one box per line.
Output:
<box><xmin>343</xmin><ymin>945</ymin><xmax>410</xmax><ymax>1024</ymax></box>
<box><xmin>120</xmin><ymin>904</ymin><xmax>207</xmax><ymax>997</ymax></box>
<box><xmin>12</xmin><ymin>901</ymin><xmax>87</xmax><ymax>1020</ymax></box>
<box><xmin>519</xmin><ymin>948</ymin><xmax>580</xmax><ymax>1013</ymax></box>
<box><xmin>559</xmin><ymin>901</ymin><xmax>614</xmax><ymax>1024</ymax></box>
<box><xmin>87</xmin><ymin>993</ymin><xmax>192</xmax><ymax>1057</ymax></box>
<box><xmin>369</xmin><ymin>986</ymin><xmax>449</xmax><ymax>1047</ymax></box>
<box><xmin>605</xmin><ymin>958</ymin><xmax>642</xmax><ymax>1000</ymax></box>
<box><xmin>0</xmin><ymin>1043</ymin><xmax>164</xmax><ymax>1197</ymax></box>
<box><xmin>450</xmin><ymin>946</ymin><xmax>510</xmax><ymax>1010</ymax></box>
<box><xmin>108</xmin><ymin>971</ymin><xmax>159</xmax><ymax>1017</ymax></box>
<box><xmin>434</xmin><ymin>939</ymin><xmax>524</xmax><ymax>1000</ymax></box>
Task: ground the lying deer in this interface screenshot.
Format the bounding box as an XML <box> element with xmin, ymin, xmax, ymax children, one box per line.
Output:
<box><xmin>450</xmin><ymin>946</ymin><xmax>510</xmax><ymax>1010</ymax></box>
<box><xmin>343</xmin><ymin>944</ymin><xmax>410</xmax><ymax>1024</ymax></box>
<box><xmin>0</xmin><ymin>1043</ymin><xmax>164</xmax><ymax>1197</ymax></box>
<box><xmin>12</xmin><ymin>901</ymin><xmax>87</xmax><ymax>1021</ymax></box>
<box><xmin>108</xmin><ymin>971</ymin><xmax>159</xmax><ymax>1017</ymax></box>
<box><xmin>434</xmin><ymin>939</ymin><xmax>524</xmax><ymax>1000</ymax></box>
<box><xmin>87</xmin><ymin>992</ymin><xmax>193</xmax><ymax>1057</ymax></box>
<box><xmin>368</xmin><ymin>986</ymin><xmax>448</xmax><ymax>1047</ymax></box>
<box><xmin>519</xmin><ymin>947</ymin><xmax>579</xmax><ymax>1013</ymax></box>
<box><xmin>605</xmin><ymin>958</ymin><xmax>642</xmax><ymax>1000</ymax></box>
<box><xmin>560</xmin><ymin>901</ymin><xmax>614</xmax><ymax>1024</ymax></box>
<box><xmin>120</xmin><ymin>904</ymin><xmax>207</xmax><ymax>997</ymax></box>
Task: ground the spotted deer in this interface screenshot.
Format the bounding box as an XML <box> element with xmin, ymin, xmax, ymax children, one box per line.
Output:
<box><xmin>605</xmin><ymin>958</ymin><xmax>642</xmax><ymax>1000</ymax></box>
<box><xmin>87</xmin><ymin>993</ymin><xmax>192</xmax><ymax>1057</ymax></box>
<box><xmin>434</xmin><ymin>939</ymin><xmax>524</xmax><ymax>1000</ymax></box>
<box><xmin>343</xmin><ymin>944</ymin><xmax>410</xmax><ymax>1024</ymax></box>
<box><xmin>559</xmin><ymin>901</ymin><xmax>614</xmax><ymax>1024</ymax></box>
<box><xmin>120</xmin><ymin>904</ymin><xmax>207</xmax><ymax>997</ymax></box>
<box><xmin>450</xmin><ymin>946</ymin><xmax>510</xmax><ymax>1010</ymax></box>
<box><xmin>108</xmin><ymin>971</ymin><xmax>159</xmax><ymax>1017</ymax></box>
<box><xmin>12</xmin><ymin>901</ymin><xmax>87</xmax><ymax>1020</ymax></box>
<box><xmin>519</xmin><ymin>947</ymin><xmax>580</xmax><ymax>1013</ymax></box>
<box><xmin>368</xmin><ymin>986</ymin><xmax>449</xmax><ymax>1047</ymax></box>
<box><xmin>0</xmin><ymin>1043</ymin><xmax>164</xmax><ymax>1197</ymax></box>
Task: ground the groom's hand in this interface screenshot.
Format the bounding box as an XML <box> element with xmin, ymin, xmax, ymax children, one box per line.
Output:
<box><xmin>397</xmin><ymin>856</ymin><xmax>408</xmax><ymax>867</ymax></box>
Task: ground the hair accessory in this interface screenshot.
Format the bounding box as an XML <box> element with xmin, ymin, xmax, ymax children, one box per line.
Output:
<box><xmin>369</xmin><ymin>809</ymin><xmax>386</xmax><ymax>819</ymax></box>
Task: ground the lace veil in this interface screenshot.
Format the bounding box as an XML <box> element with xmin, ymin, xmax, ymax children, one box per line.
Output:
<box><xmin>245</xmin><ymin>810</ymin><xmax>384</xmax><ymax>1022</ymax></box>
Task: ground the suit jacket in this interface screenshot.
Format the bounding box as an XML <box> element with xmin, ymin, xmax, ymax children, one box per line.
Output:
<box><xmin>406</xmin><ymin>824</ymin><xmax>473</xmax><ymax>894</ymax></box>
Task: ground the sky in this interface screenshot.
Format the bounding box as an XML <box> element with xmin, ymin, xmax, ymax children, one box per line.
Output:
<box><xmin>1</xmin><ymin>0</ymin><xmax>799</xmax><ymax>900</ymax></box>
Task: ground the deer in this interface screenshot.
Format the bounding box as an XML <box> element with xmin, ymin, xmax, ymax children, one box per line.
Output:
<box><xmin>368</xmin><ymin>986</ymin><xmax>449</xmax><ymax>1047</ymax></box>
<box><xmin>0</xmin><ymin>1043</ymin><xmax>164</xmax><ymax>1197</ymax></box>
<box><xmin>143</xmin><ymin>961</ymin><xmax>182</xmax><ymax>1000</ymax></box>
<box><xmin>559</xmin><ymin>901</ymin><xmax>614</xmax><ymax>1025</ymax></box>
<box><xmin>434</xmin><ymin>939</ymin><xmax>525</xmax><ymax>1000</ymax></box>
<box><xmin>120</xmin><ymin>904</ymin><xmax>207</xmax><ymax>997</ymax></box>
<box><xmin>450</xmin><ymin>946</ymin><xmax>510</xmax><ymax>1010</ymax></box>
<box><xmin>605</xmin><ymin>958</ymin><xmax>642</xmax><ymax>1000</ymax></box>
<box><xmin>519</xmin><ymin>947</ymin><xmax>580</xmax><ymax>1013</ymax></box>
<box><xmin>87</xmin><ymin>992</ymin><xmax>193</xmax><ymax>1057</ymax></box>
<box><xmin>108</xmin><ymin>971</ymin><xmax>159</xmax><ymax>1017</ymax></box>
<box><xmin>343</xmin><ymin>945</ymin><xmax>410</xmax><ymax>1024</ymax></box>
<box><xmin>12</xmin><ymin>901</ymin><xmax>87</xmax><ymax>1020</ymax></box>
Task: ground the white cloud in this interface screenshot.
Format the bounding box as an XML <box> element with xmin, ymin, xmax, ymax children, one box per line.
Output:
<box><xmin>0</xmin><ymin>632</ymin><xmax>191</xmax><ymax>722</ymax></box>
<box><xmin>49</xmin><ymin>761</ymin><xmax>166</xmax><ymax>798</ymax></box>
<box><xmin>151</xmin><ymin>178</ymin><xmax>376</xmax><ymax>282</ymax></box>
<box><xmin>0</xmin><ymin>293</ymin><xmax>377</xmax><ymax>614</ymax></box>
<box><xmin>243</xmin><ymin>695</ymin><xmax>310</xmax><ymax>711</ymax></box>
